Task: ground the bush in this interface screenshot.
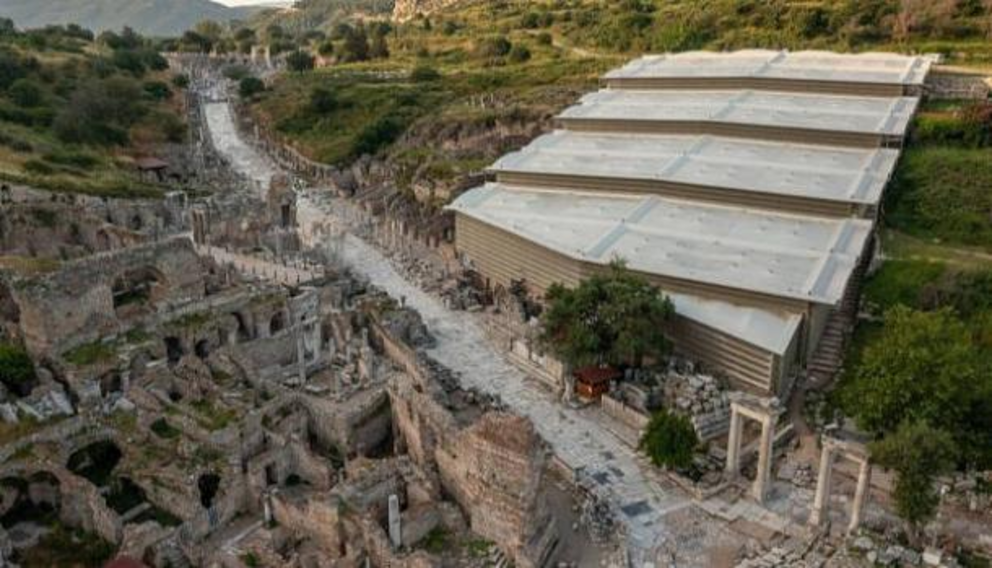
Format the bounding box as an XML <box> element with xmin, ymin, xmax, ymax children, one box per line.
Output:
<box><xmin>410</xmin><ymin>65</ymin><xmax>441</xmax><ymax>82</ymax></box>
<box><xmin>536</xmin><ymin>32</ymin><xmax>553</xmax><ymax>46</ymax></box>
<box><xmin>8</xmin><ymin>78</ymin><xmax>42</xmax><ymax>107</ymax></box>
<box><xmin>309</xmin><ymin>87</ymin><xmax>338</xmax><ymax>114</ymax></box>
<box><xmin>143</xmin><ymin>80</ymin><xmax>172</xmax><ymax>101</ymax></box>
<box><xmin>475</xmin><ymin>36</ymin><xmax>512</xmax><ymax>59</ymax></box>
<box><xmin>150</xmin><ymin>418</ymin><xmax>180</xmax><ymax>439</ymax></box>
<box><xmin>239</xmin><ymin>76</ymin><xmax>265</xmax><ymax>99</ymax></box>
<box><xmin>639</xmin><ymin>409</ymin><xmax>698</xmax><ymax>470</ymax></box>
<box><xmin>352</xmin><ymin>115</ymin><xmax>403</xmax><ymax>157</ymax></box>
<box><xmin>23</xmin><ymin>159</ymin><xmax>55</xmax><ymax>175</ymax></box>
<box><xmin>509</xmin><ymin>45</ymin><xmax>532</xmax><ymax>63</ymax></box>
<box><xmin>53</xmin><ymin>77</ymin><xmax>146</xmax><ymax>146</ymax></box>
<box><xmin>171</xmin><ymin>73</ymin><xmax>190</xmax><ymax>88</ymax></box>
<box><xmin>42</xmin><ymin>150</ymin><xmax>99</xmax><ymax>169</ymax></box>
<box><xmin>285</xmin><ymin>49</ymin><xmax>315</xmax><ymax>73</ymax></box>
<box><xmin>0</xmin><ymin>342</ymin><xmax>36</xmax><ymax>397</ymax></box>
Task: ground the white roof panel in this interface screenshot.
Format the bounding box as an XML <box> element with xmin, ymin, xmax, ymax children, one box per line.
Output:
<box><xmin>668</xmin><ymin>291</ymin><xmax>802</xmax><ymax>355</ymax></box>
<box><xmin>491</xmin><ymin>130</ymin><xmax>899</xmax><ymax>205</ymax></box>
<box><xmin>558</xmin><ymin>89</ymin><xmax>919</xmax><ymax>137</ymax></box>
<box><xmin>605</xmin><ymin>50</ymin><xmax>933</xmax><ymax>86</ymax></box>
<box><xmin>448</xmin><ymin>183</ymin><xmax>873</xmax><ymax>305</ymax></box>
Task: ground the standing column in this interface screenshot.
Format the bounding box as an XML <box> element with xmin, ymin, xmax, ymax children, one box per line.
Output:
<box><xmin>810</xmin><ymin>444</ymin><xmax>835</xmax><ymax>527</ymax></box>
<box><xmin>388</xmin><ymin>494</ymin><xmax>402</xmax><ymax>549</ymax></box>
<box><xmin>725</xmin><ymin>407</ymin><xmax>743</xmax><ymax>477</ymax></box>
<box><xmin>848</xmin><ymin>461</ymin><xmax>872</xmax><ymax>533</ymax></box>
<box><xmin>753</xmin><ymin>416</ymin><xmax>775</xmax><ymax>502</ymax></box>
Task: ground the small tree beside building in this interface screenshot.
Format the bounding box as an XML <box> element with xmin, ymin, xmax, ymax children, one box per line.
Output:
<box><xmin>539</xmin><ymin>259</ymin><xmax>674</xmax><ymax>369</ymax></box>
<box><xmin>639</xmin><ymin>408</ymin><xmax>699</xmax><ymax>471</ymax></box>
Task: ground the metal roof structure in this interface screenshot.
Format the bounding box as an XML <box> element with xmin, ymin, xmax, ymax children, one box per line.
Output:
<box><xmin>449</xmin><ymin>183</ymin><xmax>873</xmax><ymax>306</ymax></box>
<box><xmin>666</xmin><ymin>291</ymin><xmax>802</xmax><ymax>355</ymax></box>
<box><xmin>558</xmin><ymin>89</ymin><xmax>919</xmax><ymax>138</ymax></box>
<box><xmin>490</xmin><ymin>130</ymin><xmax>900</xmax><ymax>207</ymax></box>
<box><xmin>605</xmin><ymin>50</ymin><xmax>934</xmax><ymax>87</ymax></box>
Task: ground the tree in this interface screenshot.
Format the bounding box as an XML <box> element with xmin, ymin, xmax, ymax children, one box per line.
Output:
<box><xmin>239</xmin><ymin>76</ymin><xmax>265</xmax><ymax>99</ymax></box>
<box><xmin>540</xmin><ymin>260</ymin><xmax>675</xmax><ymax>368</ymax></box>
<box><xmin>53</xmin><ymin>77</ymin><xmax>147</xmax><ymax>146</ymax></box>
<box><xmin>842</xmin><ymin>307</ymin><xmax>979</xmax><ymax>436</ymax></box>
<box><xmin>870</xmin><ymin>420</ymin><xmax>957</xmax><ymax>541</ymax></box>
<box><xmin>339</xmin><ymin>24</ymin><xmax>369</xmax><ymax>62</ymax></box>
<box><xmin>9</xmin><ymin>78</ymin><xmax>42</xmax><ymax>107</ymax></box>
<box><xmin>640</xmin><ymin>409</ymin><xmax>698</xmax><ymax>470</ymax></box>
<box><xmin>0</xmin><ymin>342</ymin><xmax>36</xmax><ymax>397</ymax></box>
<box><xmin>369</xmin><ymin>33</ymin><xmax>390</xmax><ymax>59</ymax></box>
<box><xmin>285</xmin><ymin>50</ymin><xmax>315</xmax><ymax>73</ymax></box>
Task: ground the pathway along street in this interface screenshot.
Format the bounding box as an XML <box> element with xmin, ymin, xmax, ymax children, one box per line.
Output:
<box><xmin>202</xmin><ymin>93</ymin><xmax>699</xmax><ymax>563</ymax></box>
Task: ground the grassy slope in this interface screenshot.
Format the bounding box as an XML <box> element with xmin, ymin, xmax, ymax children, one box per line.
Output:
<box><xmin>0</xmin><ymin>33</ymin><xmax>185</xmax><ymax>198</ymax></box>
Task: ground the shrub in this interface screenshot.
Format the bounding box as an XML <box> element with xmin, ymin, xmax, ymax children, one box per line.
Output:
<box><xmin>42</xmin><ymin>150</ymin><xmax>99</xmax><ymax>169</ymax></box>
<box><xmin>309</xmin><ymin>87</ymin><xmax>338</xmax><ymax>114</ymax></box>
<box><xmin>509</xmin><ymin>44</ymin><xmax>532</xmax><ymax>63</ymax></box>
<box><xmin>352</xmin><ymin>115</ymin><xmax>403</xmax><ymax>157</ymax></box>
<box><xmin>172</xmin><ymin>73</ymin><xmax>190</xmax><ymax>88</ymax></box>
<box><xmin>239</xmin><ymin>76</ymin><xmax>265</xmax><ymax>99</ymax></box>
<box><xmin>143</xmin><ymin>80</ymin><xmax>172</xmax><ymax>101</ymax></box>
<box><xmin>8</xmin><ymin>78</ymin><xmax>42</xmax><ymax>107</ymax></box>
<box><xmin>285</xmin><ymin>49</ymin><xmax>315</xmax><ymax>73</ymax></box>
<box><xmin>53</xmin><ymin>77</ymin><xmax>147</xmax><ymax>146</ymax></box>
<box><xmin>410</xmin><ymin>65</ymin><xmax>441</xmax><ymax>82</ymax></box>
<box><xmin>0</xmin><ymin>342</ymin><xmax>37</xmax><ymax>397</ymax></box>
<box><xmin>639</xmin><ymin>409</ymin><xmax>698</xmax><ymax>470</ymax></box>
<box><xmin>536</xmin><ymin>32</ymin><xmax>553</xmax><ymax>46</ymax></box>
<box><xmin>23</xmin><ymin>159</ymin><xmax>55</xmax><ymax>175</ymax></box>
<box><xmin>150</xmin><ymin>418</ymin><xmax>180</xmax><ymax>439</ymax></box>
<box><xmin>475</xmin><ymin>36</ymin><xmax>512</xmax><ymax>59</ymax></box>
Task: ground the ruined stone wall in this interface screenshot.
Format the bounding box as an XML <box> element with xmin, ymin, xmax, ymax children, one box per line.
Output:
<box><xmin>271</xmin><ymin>491</ymin><xmax>344</xmax><ymax>555</ymax></box>
<box><xmin>12</xmin><ymin>238</ymin><xmax>209</xmax><ymax>353</ymax></box>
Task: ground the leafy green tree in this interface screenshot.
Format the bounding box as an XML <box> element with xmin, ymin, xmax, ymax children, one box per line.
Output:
<box><xmin>842</xmin><ymin>307</ymin><xmax>979</xmax><ymax>436</ymax></box>
<box><xmin>9</xmin><ymin>78</ymin><xmax>42</xmax><ymax>107</ymax></box>
<box><xmin>640</xmin><ymin>409</ymin><xmax>698</xmax><ymax>470</ymax></box>
<box><xmin>339</xmin><ymin>24</ymin><xmax>369</xmax><ymax>62</ymax></box>
<box><xmin>53</xmin><ymin>77</ymin><xmax>146</xmax><ymax>146</ymax></box>
<box><xmin>540</xmin><ymin>260</ymin><xmax>674</xmax><ymax>368</ymax></box>
<box><xmin>143</xmin><ymin>81</ymin><xmax>171</xmax><ymax>101</ymax></box>
<box><xmin>285</xmin><ymin>50</ymin><xmax>315</xmax><ymax>73</ymax></box>
<box><xmin>238</xmin><ymin>76</ymin><xmax>265</xmax><ymax>99</ymax></box>
<box><xmin>0</xmin><ymin>342</ymin><xmax>36</xmax><ymax>397</ymax></box>
<box><xmin>870</xmin><ymin>420</ymin><xmax>957</xmax><ymax>541</ymax></box>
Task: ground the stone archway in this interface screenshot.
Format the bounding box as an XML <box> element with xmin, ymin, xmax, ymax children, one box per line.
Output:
<box><xmin>725</xmin><ymin>394</ymin><xmax>782</xmax><ymax>503</ymax></box>
<box><xmin>111</xmin><ymin>267</ymin><xmax>166</xmax><ymax>314</ymax></box>
<box><xmin>809</xmin><ymin>434</ymin><xmax>873</xmax><ymax>533</ymax></box>
<box><xmin>269</xmin><ymin>311</ymin><xmax>286</xmax><ymax>335</ymax></box>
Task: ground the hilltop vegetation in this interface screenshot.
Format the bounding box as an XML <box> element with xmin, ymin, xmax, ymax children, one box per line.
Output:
<box><xmin>0</xmin><ymin>21</ymin><xmax>187</xmax><ymax>197</ymax></box>
<box><xmin>0</xmin><ymin>0</ymin><xmax>255</xmax><ymax>37</ymax></box>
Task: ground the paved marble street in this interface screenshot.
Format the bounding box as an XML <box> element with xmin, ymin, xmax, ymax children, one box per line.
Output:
<box><xmin>201</xmin><ymin>87</ymin><xmax>749</xmax><ymax>565</ymax></box>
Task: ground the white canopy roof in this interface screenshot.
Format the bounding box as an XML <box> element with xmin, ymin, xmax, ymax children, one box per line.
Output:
<box><xmin>449</xmin><ymin>183</ymin><xmax>873</xmax><ymax>306</ymax></box>
<box><xmin>667</xmin><ymin>291</ymin><xmax>802</xmax><ymax>355</ymax></box>
<box><xmin>605</xmin><ymin>50</ymin><xmax>934</xmax><ymax>86</ymax></box>
<box><xmin>558</xmin><ymin>89</ymin><xmax>919</xmax><ymax>137</ymax></box>
<box><xmin>491</xmin><ymin>130</ymin><xmax>899</xmax><ymax>206</ymax></box>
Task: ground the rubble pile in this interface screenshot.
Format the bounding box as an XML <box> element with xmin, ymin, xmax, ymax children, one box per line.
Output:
<box><xmin>579</xmin><ymin>492</ymin><xmax>618</xmax><ymax>546</ymax></box>
<box><xmin>850</xmin><ymin>535</ymin><xmax>960</xmax><ymax>568</ymax></box>
<box><xmin>663</xmin><ymin>372</ymin><xmax>731</xmax><ymax>441</ymax></box>
<box><xmin>776</xmin><ymin>458</ymin><xmax>815</xmax><ymax>488</ymax></box>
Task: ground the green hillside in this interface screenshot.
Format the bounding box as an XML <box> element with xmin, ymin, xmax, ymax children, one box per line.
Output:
<box><xmin>0</xmin><ymin>22</ymin><xmax>187</xmax><ymax>197</ymax></box>
<box><xmin>0</xmin><ymin>0</ymin><xmax>255</xmax><ymax>37</ymax></box>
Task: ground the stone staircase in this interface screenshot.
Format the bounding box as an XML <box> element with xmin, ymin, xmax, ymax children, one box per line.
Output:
<box><xmin>806</xmin><ymin>263</ymin><xmax>864</xmax><ymax>387</ymax></box>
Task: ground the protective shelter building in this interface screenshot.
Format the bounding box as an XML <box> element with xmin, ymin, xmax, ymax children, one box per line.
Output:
<box><xmin>448</xmin><ymin>50</ymin><xmax>932</xmax><ymax>396</ymax></box>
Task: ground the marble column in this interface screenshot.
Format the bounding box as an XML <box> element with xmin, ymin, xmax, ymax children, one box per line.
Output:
<box><xmin>849</xmin><ymin>461</ymin><xmax>872</xmax><ymax>533</ymax></box>
<box><xmin>810</xmin><ymin>445</ymin><xmax>835</xmax><ymax>527</ymax></box>
<box><xmin>388</xmin><ymin>494</ymin><xmax>402</xmax><ymax>549</ymax></box>
<box><xmin>725</xmin><ymin>407</ymin><xmax>743</xmax><ymax>476</ymax></box>
<box><xmin>753</xmin><ymin>416</ymin><xmax>775</xmax><ymax>502</ymax></box>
